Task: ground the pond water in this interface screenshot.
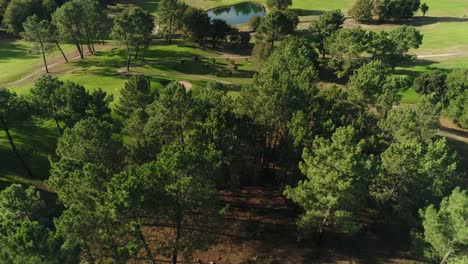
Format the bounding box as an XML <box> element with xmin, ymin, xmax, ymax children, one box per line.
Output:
<box><xmin>207</xmin><ymin>2</ymin><xmax>266</xmax><ymax>25</ymax></box>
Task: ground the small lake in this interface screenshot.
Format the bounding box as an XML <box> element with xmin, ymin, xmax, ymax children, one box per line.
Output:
<box><xmin>207</xmin><ymin>2</ymin><xmax>266</xmax><ymax>25</ymax></box>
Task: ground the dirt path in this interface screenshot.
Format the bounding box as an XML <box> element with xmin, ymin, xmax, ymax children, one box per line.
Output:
<box><xmin>1</xmin><ymin>45</ymin><xmax>114</xmax><ymax>87</ymax></box>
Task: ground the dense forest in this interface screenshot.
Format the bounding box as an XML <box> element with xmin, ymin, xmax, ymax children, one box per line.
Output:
<box><xmin>0</xmin><ymin>0</ymin><xmax>467</xmax><ymax>263</ymax></box>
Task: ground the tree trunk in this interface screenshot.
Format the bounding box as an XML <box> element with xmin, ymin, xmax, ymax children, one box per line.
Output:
<box><xmin>169</xmin><ymin>16</ymin><xmax>173</xmax><ymax>43</ymax></box>
<box><xmin>126</xmin><ymin>41</ymin><xmax>131</xmax><ymax>71</ymax></box>
<box><xmin>172</xmin><ymin>213</ymin><xmax>182</xmax><ymax>264</ymax></box>
<box><xmin>55</xmin><ymin>42</ymin><xmax>68</xmax><ymax>62</ymax></box>
<box><xmin>138</xmin><ymin>230</ymin><xmax>157</xmax><ymax>264</ymax></box>
<box><xmin>71</xmin><ymin>33</ymin><xmax>84</xmax><ymax>59</ymax></box>
<box><xmin>0</xmin><ymin>118</ymin><xmax>33</xmax><ymax>178</ymax></box>
<box><xmin>53</xmin><ymin>115</ymin><xmax>62</xmax><ymax>136</ymax></box>
<box><xmin>134</xmin><ymin>44</ymin><xmax>139</xmax><ymax>59</ymax></box>
<box><xmin>40</xmin><ymin>41</ymin><xmax>49</xmax><ymax>73</ymax></box>
<box><xmin>85</xmin><ymin>247</ymin><xmax>95</xmax><ymax>264</ymax></box>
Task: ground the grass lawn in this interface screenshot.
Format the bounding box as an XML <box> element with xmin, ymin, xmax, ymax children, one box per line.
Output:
<box><xmin>0</xmin><ymin>35</ymin><xmax>78</xmax><ymax>85</ymax></box>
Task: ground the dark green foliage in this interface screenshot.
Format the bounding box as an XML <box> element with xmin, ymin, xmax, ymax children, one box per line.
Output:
<box><xmin>52</xmin><ymin>0</ymin><xmax>107</xmax><ymax>58</ymax></box>
<box><xmin>327</xmin><ymin>26</ymin><xmax>422</xmax><ymax>77</ymax></box>
<box><xmin>444</xmin><ymin>69</ymin><xmax>468</xmax><ymax>128</ymax></box>
<box><xmin>421</xmin><ymin>2</ymin><xmax>429</xmax><ymax>16</ymax></box>
<box><xmin>266</xmin><ymin>0</ymin><xmax>292</xmax><ymax>11</ymax></box>
<box><xmin>348</xmin><ymin>60</ymin><xmax>408</xmax><ymax>115</ymax></box>
<box><xmin>349</xmin><ymin>0</ymin><xmax>373</xmax><ymax>22</ymax></box>
<box><xmin>309</xmin><ymin>9</ymin><xmax>345</xmax><ymax>58</ymax></box>
<box><xmin>181</xmin><ymin>6</ymin><xmax>211</xmax><ymax>42</ymax></box>
<box><xmin>31</xmin><ymin>76</ymin><xmax>112</xmax><ymax>134</ymax></box>
<box><xmin>209</xmin><ymin>18</ymin><xmax>232</xmax><ymax>48</ymax></box>
<box><xmin>111</xmin><ymin>7</ymin><xmax>154</xmax><ymax>70</ymax></box>
<box><xmin>115</xmin><ymin>75</ymin><xmax>155</xmax><ymax>118</ymax></box>
<box><xmin>239</xmin><ymin>36</ymin><xmax>318</xmax><ymax>170</ymax></box>
<box><xmin>256</xmin><ymin>10</ymin><xmax>298</xmax><ymax>49</ymax></box>
<box><xmin>284</xmin><ymin>126</ymin><xmax>375</xmax><ymax>236</ymax></box>
<box><xmin>156</xmin><ymin>0</ymin><xmax>187</xmax><ymax>42</ymax></box>
<box><xmin>22</xmin><ymin>15</ymin><xmax>53</xmax><ymax>73</ymax></box>
<box><xmin>3</xmin><ymin>0</ymin><xmax>52</xmax><ymax>34</ymax></box>
<box><xmin>413</xmin><ymin>70</ymin><xmax>447</xmax><ymax>103</ymax></box>
<box><xmin>419</xmin><ymin>187</ymin><xmax>468</xmax><ymax>263</ymax></box>
<box><xmin>325</xmin><ymin>27</ymin><xmax>370</xmax><ymax>78</ymax></box>
<box><xmin>350</xmin><ymin>0</ymin><xmax>421</xmax><ymax>22</ymax></box>
<box><xmin>0</xmin><ymin>184</ymin><xmax>78</xmax><ymax>263</ymax></box>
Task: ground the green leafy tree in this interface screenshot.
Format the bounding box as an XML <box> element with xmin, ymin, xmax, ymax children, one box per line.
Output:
<box><xmin>255</xmin><ymin>10</ymin><xmax>298</xmax><ymax>49</ymax></box>
<box><xmin>209</xmin><ymin>18</ymin><xmax>232</xmax><ymax>48</ymax></box>
<box><xmin>151</xmin><ymin>145</ymin><xmax>222</xmax><ymax>264</ymax></box>
<box><xmin>444</xmin><ymin>90</ymin><xmax>468</xmax><ymax>129</ymax></box>
<box><xmin>378</xmin><ymin>106</ymin><xmax>438</xmax><ymax>144</ymax></box>
<box><xmin>112</xmin><ymin>7</ymin><xmax>154</xmax><ymax>71</ymax></box>
<box><xmin>389</xmin><ymin>25</ymin><xmax>423</xmax><ymax>55</ymax></box>
<box><xmin>348</xmin><ymin>60</ymin><xmax>408</xmax><ymax>115</ymax></box>
<box><xmin>421</xmin><ymin>3</ymin><xmax>429</xmax><ymax>16</ymax></box>
<box><xmin>0</xmin><ymin>184</ymin><xmax>78</xmax><ymax>263</ymax></box>
<box><xmin>349</xmin><ymin>0</ymin><xmax>373</xmax><ymax>22</ymax></box>
<box><xmin>30</xmin><ymin>75</ymin><xmax>64</xmax><ymax>136</ymax></box>
<box><xmin>22</xmin><ymin>15</ymin><xmax>53</xmax><ymax>73</ymax></box>
<box><xmin>371</xmin><ymin>137</ymin><xmax>460</xmax><ymax>222</ymax></box>
<box><xmin>266</xmin><ymin>0</ymin><xmax>292</xmax><ymax>11</ymax></box>
<box><xmin>413</xmin><ymin>70</ymin><xmax>447</xmax><ymax>103</ymax></box>
<box><xmin>115</xmin><ymin>75</ymin><xmax>156</xmax><ymax>118</ymax></box>
<box><xmin>419</xmin><ymin>187</ymin><xmax>467</xmax><ymax>263</ymax></box>
<box><xmin>47</xmin><ymin>118</ymin><xmax>125</xmax><ymax>262</ymax></box>
<box><xmin>144</xmin><ymin>81</ymin><xmax>197</xmax><ymax>148</ymax></box>
<box><xmin>325</xmin><ymin>27</ymin><xmax>370</xmax><ymax>78</ymax></box>
<box><xmin>239</xmin><ymin>36</ymin><xmax>318</xmax><ymax>169</ymax></box>
<box><xmin>180</xmin><ymin>6</ymin><xmax>210</xmax><ymax>42</ymax></box>
<box><xmin>288</xmin><ymin>85</ymin><xmax>371</xmax><ymax>152</ymax></box>
<box><xmin>3</xmin><ymin>0</ymin><xmax>45</xmax><ymax>34</ymax></box>
<box><xmin>309</xmin><ymin>9</ymin><xmax>345</xmax><ymax>58</ymax></box>
<box><xmin>284</xmin><ymin>126</ymin><xmax>375</xmax><ymax>238</ymax></box>
<box><xmin>0</xmin><ymin>88</ymin><xmax>33</xmax><ymax>178</ymax></box>
<box><xmin>0</xmin><ymin>184</ymin><xmax>43</xmax><ymax>224</ymax></box>
<box><xmin>196</xmin><ymin>82</ymin><xmax>239</xmax><ymax>183</ymax></box>
<box><xmin>52</xmin><ymin>0</ymin><xmax>87</xmax><ymax>58</ymax></box>
<box><xmin>444</xmin><ymin>69</ymin><xmax>468</xmax><ymax>128</ymax></box>
<box><xmin>156</xmin><ymin>0</ymin><xmax>186</xmax><ymax>42</ymax></box>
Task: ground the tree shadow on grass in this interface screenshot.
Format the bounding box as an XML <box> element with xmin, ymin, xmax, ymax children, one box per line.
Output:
<box><xmin>0</xmin><ymin>119</ymin><xmax>58</xmax><ymax>181</ymax></box>
<box><xmin>393</xmin><ymin>59</ymin><xmax>454</xmax><ymax>80</ymax></box>
<box><xmin>0</xmin><ymin>38</ymin><xmax>35</xmax><ymax>62</ymax></box>
<box><xmin>290</xmin><ymin>9</ymin><xmax>325</xmax><ymax>17</ymax></box>
<box><xmin>362</xmin><ymin>16</ymin><xmax>468</xmax><ymax>27</ymax></box>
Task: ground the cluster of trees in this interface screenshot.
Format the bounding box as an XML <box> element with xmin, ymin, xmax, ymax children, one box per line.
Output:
<box><xmin>0</xmin><ymin>77</ymin><xmax>112</xmax><ymax>178</ymax></box>
<box><xmin>0</xmin><ymin>74</ymin><xmax>238</xmax><ymax>263</ymax></box>
<box><xmin>350</xmin><ymin>0</ymin><xmax>427</xmax><ymax>22</ymax></box>
<box><xmin>251</xmin><ymin>1</ymin><xmax>298</xmax><ymax>63</ymax></box>
<box><xmin>309</xmin><ymin>10</ymin><xmax>423</xmax><ymax>77</ymax></box>
<box><xmin>414</xmin><ymin>69</ymin><xmax>468</xmax><ymax>128</ymax></box>
<box><xmin>3</xmin><ymin>0</ymin><xmax>108</xmax><ymax>74</ymax></box>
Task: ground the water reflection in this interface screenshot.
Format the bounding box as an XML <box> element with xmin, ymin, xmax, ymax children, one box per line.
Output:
<box><xmin>207</xmin><ymin>2</ymin><xmax>266</xmax><ymax>25</ymax></box>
